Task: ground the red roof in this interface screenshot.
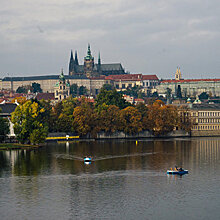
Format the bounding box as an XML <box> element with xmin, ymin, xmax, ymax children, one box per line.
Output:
<box><xmin>142</xmin><ymin>75</ymin><xmax>159</xmax><ymax>80</ymax></box>
<box><xmin>162</xmin><ymin>79</ymin><xmax>220</xmax><ymax>83</ymax></box>
<box><xmin>36</xmin><ymin>93</ymin><xmax>55</xmax><ymax>100</ymax></box>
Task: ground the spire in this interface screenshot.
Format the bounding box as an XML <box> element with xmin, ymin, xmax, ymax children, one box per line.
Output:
<box><xmin>75</xmin><ymin>50</ymin><xmax>79</xmax><ymax>65</ymax></box>
<box><xmin>85</xmin><ymin>43</ymin><xmax>93</xmax><ymax>60</ymax></box>
<box><xmin>87</xmin><ymin>43</ymin><xmax>91</xmax><ymax>56</ymax></box>
<box><xmin>60</xmin><ymin>68</ymin><xmax>65</xmax><ymax>81</ymax></box>
<box><xmin>69</xmin><ymin>50</ymin><xmax>75</xmax><ymax>75</ymax></box>
<box><xmin>70</xmin><ymin>50</ymin><xmax>73</xmax><ymax>60</ymax></box>
<box><xmin>98</xmin><ymin>51</ymin><xmax>101</xmax><ymax>65</ymax></box>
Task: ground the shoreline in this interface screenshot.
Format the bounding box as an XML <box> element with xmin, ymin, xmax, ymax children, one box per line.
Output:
<box><xmin>0</xmin><ymin>143</ymin><xmax>42</xmax><ymax>151</ymax></box>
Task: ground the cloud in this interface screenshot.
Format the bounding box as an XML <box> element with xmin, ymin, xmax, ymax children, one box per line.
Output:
<box><xmin>0</xmin><ymin>0</ymin><xmax>220</xmax><ymax>78</ymax></box>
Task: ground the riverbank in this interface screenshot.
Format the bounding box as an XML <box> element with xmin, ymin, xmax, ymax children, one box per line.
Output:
<box><xmin>0</xmin><ymin>143</ymin><xmax>42</xmax><ymax>150</ymax></box>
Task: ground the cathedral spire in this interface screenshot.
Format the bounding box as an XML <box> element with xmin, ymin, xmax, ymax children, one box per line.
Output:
<box><xmin>85</xmin><ymin>43</ymin><xmax>93</xmax><ymax>60</ymax></box>
<box><xmin>75</xmin><ymin>50</ymin><xmax>79</xmax><ymax>65</ymax></box>
<box><xmin>70</xmin><ymin>50</ymin><xmax>73</xmax><ymax>60</ymax></box>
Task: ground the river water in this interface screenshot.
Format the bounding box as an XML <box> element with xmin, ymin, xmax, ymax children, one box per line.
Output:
<box><xmin>0</xmin><ymin>137</ymin><xmax>220</xmax><ymax>220</ymax></box>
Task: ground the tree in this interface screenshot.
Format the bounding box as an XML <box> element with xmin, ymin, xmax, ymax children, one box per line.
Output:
<box><xmin>78</xmin><ymin>86</ymin><xmax>87</xmax><ymax>96</ymax></box>
<box><xmin>11</xmin><ymin>100</ymin><xmax>48</xmax><ymax>144</ymax></box>
<box><xmin>72</xmin><ymin>99</ymin><xmax>97</xmax><ymax>137</ymax></box>
<box><xmin>12</xmin><ymin>96</ymin><xmax>27</xmax><ymax>104</ymax></box>
<box><xmin>119</xmin><ymin>106</ymin><xmax>142</xmax><ymax>135</ymax></box>
<box><xmin>199</xmin><ymin>92</ymin><xmax>209</xmax><ymax>100</ymax></box>
<box><xmin>176</xmin><ymin>85</ymin><xmax>182</xmax><ymax>98</ymax></box>
<box><xmin>122</xmin><ymin>85</ymin><xmax>143</xmax><ymax>98</ymax></box>
<box><xmin>147</xmin><ymin>100</ymin><xmax>178</xmax><ymax>136</ymax></box>
<box><xmin>32</xmin><ymin>82</ymin><xmax>42</xmax><ymax>93</ymax></box>
<box><xmin>16</xmin><ymin>86</ymin><xmax>27</xmax><ymax>94</ymax></box>
<box><xmin>96</xmin><ymin>88</ymin><xmax>130</xmax><ymax>109</ymax></box>
<box><xmin>102</xmin><ymin>84</ymin><xmax>114</xmax><ymax>91</ymax></box>
<box><xmin>96</xmin><ymin>104</ymin><xmax>122</xmax><ymax>133</ymax></box>
<box><xmin>166</xmin><ymin>88</ymin><xmax>172</xmax><ymax>100</ymax></box>
<box><xmin>70</xmin><ymin>84</ymin><xmax>78</xmax><ymax>97</ymax></box>
<box><xmin>0</xmin><ymin>109</ymin><xmax>9</xmax><ymax>142</ymax></box>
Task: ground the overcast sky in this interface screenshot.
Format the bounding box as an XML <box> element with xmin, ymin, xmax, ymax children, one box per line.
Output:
<box><xmin>0</xmin><ymin>0</ymin><xmax>220</xmax><ymax>79</ymax></box>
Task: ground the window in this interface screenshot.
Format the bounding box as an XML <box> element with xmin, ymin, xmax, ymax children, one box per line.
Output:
<box><xmin>116</xmin><ymin>84</ymin><xmax>119</xmax><ymax>89</ymax></box>
<box><xmin>122</xmin><ymin>84</ymin><xmax>125</xmax><ymax>89</ymax></box>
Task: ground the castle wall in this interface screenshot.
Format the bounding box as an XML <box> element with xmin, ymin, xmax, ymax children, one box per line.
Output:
<box><xmin>0</xmin><ymin>78</ymin><xmax>106</xmax><ymax>95</ymax></box>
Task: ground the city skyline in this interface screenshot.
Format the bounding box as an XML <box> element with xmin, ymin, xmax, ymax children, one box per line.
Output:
<box><xmin>0</xmin><ymin>0</ymin><xmax>220</xmax><ymax>79</ymax></box>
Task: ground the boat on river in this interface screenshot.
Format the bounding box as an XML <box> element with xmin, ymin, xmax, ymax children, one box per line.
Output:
<box><xmin>167</xmin><ymin>169</ymin><xmax>188</xmax><ymax>175</ymax></box>
<box><xmin>84</xmin><ymin>157</ymin><xmax>92</xmax><ymax>164</ymax></box>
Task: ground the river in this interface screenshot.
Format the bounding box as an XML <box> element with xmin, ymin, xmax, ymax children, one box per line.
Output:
<box><xmin>0</xmin><ymin>137</ymin><xmax>220</xmax><ymax>220</ymax></box>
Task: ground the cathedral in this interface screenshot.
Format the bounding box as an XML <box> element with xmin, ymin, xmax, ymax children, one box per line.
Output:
<box><xmin>68</xmin><ymin>44</ymin><xmax>126</xmax><ymax>77</ymax></box>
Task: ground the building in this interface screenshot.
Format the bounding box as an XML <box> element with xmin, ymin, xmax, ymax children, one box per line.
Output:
<box><xmin>69</xmin><ymin>44</ymin><xmax>126</xmax><ymax>77</ymax></box>
<box><xmin>105</xmin><ymin>74</ymin><xmax>159</xmax><ymax>92</ymax></box>
<box><xmin>156</xmin><ymin>68</ymin><xmax>220</xmax><ymax>97</ymax></box>
<box><xmin>54</xmin><ymin>70</ymin><xmax>70</xmax><ymax>101</ymax></box>
<box><xmin>190</xmin><ymin>103</ymin><xmax>220</xmax><ymax>136</ymax></box>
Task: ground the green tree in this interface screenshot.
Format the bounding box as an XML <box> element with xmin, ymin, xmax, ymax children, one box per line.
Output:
<box><xmin>102</xmin><ymin>84</ymin><xmax>114</xmax><ymax>91</ymax></box>
<box><xmin>11</xmin><ymin>100</ymin><xmax>48</xmax><ymax>144</ymax></box>
<box><xmin>16</xmin><ymin>86</ymin><xmax>27</xmax><ymax>94</ymax></box>
<box><xmin>122</xmin><ymin>85</ymin><xmax>143</xmax><ymax>98</ymax></box>
<box><xmin>96</xmin><ymin>88</ymin><xmax>130</xmax><ymax>109</ymax></box>
<box><xmin>0</xmin><ymin>109</ymin><xmax>9</xmax><ymax>142</ymax></box>
<box><xmin>32</xmin><ymin>82</ymin><xmax>42</xmax><ymax>93</ymax></box>
<box><xmin>70</xmin><ymin>84</ymin><xmax>78</xmax><ymax>97</ymax></box>
<box><xmin>199</xmin><ymin>92</ymin><xmax>209</xmax><ymax>100</ymax></box>
<box><xmin>78</xmin><ymin>86</ymin><xmax>87</xmax><ymax>96</ymax></box>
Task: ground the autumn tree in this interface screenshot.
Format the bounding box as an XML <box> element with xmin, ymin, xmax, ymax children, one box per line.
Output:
<box><xmin>120</xmin><ymin>106</ymin><xmax>142</xmax><ymax>135</ymax></box>
<box><xmin>147</xmin><ymin>100</ymin><xmax>178</xmax><ymax>136</ymax></box>
<box><xmin>12</xmin><ymin>96</ymin><xmax>27</xmax><ymax>104</ymax></box>
<box><xmin>96</xmin><ymin>104</ymin><xmax>122</xmax><ymax>133</ymax></box>
<box><xmin>11</xmin><ymin>100</ymin><xmax>48</xmax><ymax>144</ymax></box>
<box><xmin>72</xmin><ymin>98</ymin><xmax>97</xmax><ymax>137</ymax></box>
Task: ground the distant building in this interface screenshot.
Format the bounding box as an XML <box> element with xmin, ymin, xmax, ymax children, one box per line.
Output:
<box><xmin>105</xmin><ymin>74</ymin><xmax>159</xmax><ymax>92</ymax></box>
<box><xmin>69</xmin><ymin>44</ymin><xmax>126</xmax><ymax>77</ymax></box>
<box><xmin>156</xmin><ymin>68</ymin><xmax>220</xmax><ymax>97</ymax></box>
<box><xmin>190</xmin><ymin>103</ymin><xmax>220</xmax><ymax>136</ymax></box>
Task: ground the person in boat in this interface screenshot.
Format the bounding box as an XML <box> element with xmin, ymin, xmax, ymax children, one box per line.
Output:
<box><xmin>179</xmin><ymin>167</ymin><xmax>183</xmax><ymax>171</ymax></box>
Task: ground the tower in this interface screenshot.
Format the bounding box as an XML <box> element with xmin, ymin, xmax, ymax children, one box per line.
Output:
<box><xmin>69</xmin><ymin>50</ymin><xmax>75</xmax><ymax>75</ymax></box>
<box><xmin>175</xmin><ymin>67</ymin><xmax>182</xmax><ymax>80</ymax></box>
<box><xmin>54</xmin><ymin>69</ymin><xmax>70</xmax><ymax>101</ymax></box>
<box><xmin>84</xmin><ymin>44</ymin><xmax>94</xmax><ymax>78</ymax></box>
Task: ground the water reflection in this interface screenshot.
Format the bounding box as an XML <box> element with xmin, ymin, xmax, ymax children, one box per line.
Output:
<box><xmin>0</xmin><ymin>138</ymin><xmax>219</xmax><ymax>177</ymax></box>
<box><xmin>0</xmin><ymin>137</ymin><xmax>220</xmax><ymax>219</ymax></box>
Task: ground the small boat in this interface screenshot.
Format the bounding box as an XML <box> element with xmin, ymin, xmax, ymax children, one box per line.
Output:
<box><xmin>167</xmin><ymin>169</ymin><xmax>188</xmax><ymax>175</ymax></box>
<box><xmin>84</xmin><ymin>157</ymin><xmax>92</xmax><ymax>163</ymax></box>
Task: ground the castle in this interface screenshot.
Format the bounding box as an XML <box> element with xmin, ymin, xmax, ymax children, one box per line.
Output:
<box><xmin>69</xmin><ymin>44</ymin><xmax>125</xmax><ymax>77</ymax></box>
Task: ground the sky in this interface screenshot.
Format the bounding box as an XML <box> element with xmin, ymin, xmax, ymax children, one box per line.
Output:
<box><xmin>0</xmin><ymin>0</ymin><xmax>220</xmax><ymax>79</ymax></box>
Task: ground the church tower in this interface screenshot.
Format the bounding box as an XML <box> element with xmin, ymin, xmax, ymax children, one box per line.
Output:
<box><xmin>175</xmin><ymin>67</ymin><xmax>182</xmax><ymax>80</ymax></box>
<box><xmin>54</xmin><ymin>69</ymin><xmax>70</xmax><ymax>101</ymax></box>
<box><xmin>84</xmin><ymin>44</ymin><xmax>94</xmax><ymax>78</ymax></box>
<box><xmin>69</xmin><ymin>50</ymin><xmax>75</xmax><ymax>75</ymax></box>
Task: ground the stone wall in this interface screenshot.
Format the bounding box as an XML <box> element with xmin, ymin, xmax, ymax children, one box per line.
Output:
<box><xmin>191</xmin><ymin>130</ymin><xmax>220</xmax><ymax>137</ymax></box>
<box><xmin>0</xmin><ymin>78</ymin><xmax>106</xmax><ymax>94</ymax></box>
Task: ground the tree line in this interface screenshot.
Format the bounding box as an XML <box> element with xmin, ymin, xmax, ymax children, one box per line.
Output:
<box><xmin>9</xmin><ymin>87</ymin><xmax>193</xmax><ymax>144</ymax></box>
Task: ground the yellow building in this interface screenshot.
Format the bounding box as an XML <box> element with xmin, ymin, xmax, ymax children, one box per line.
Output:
<box><xmin>190</xmin><ymin>103</ymin><xmax>220</xmax><ymax>136</ymax></box>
